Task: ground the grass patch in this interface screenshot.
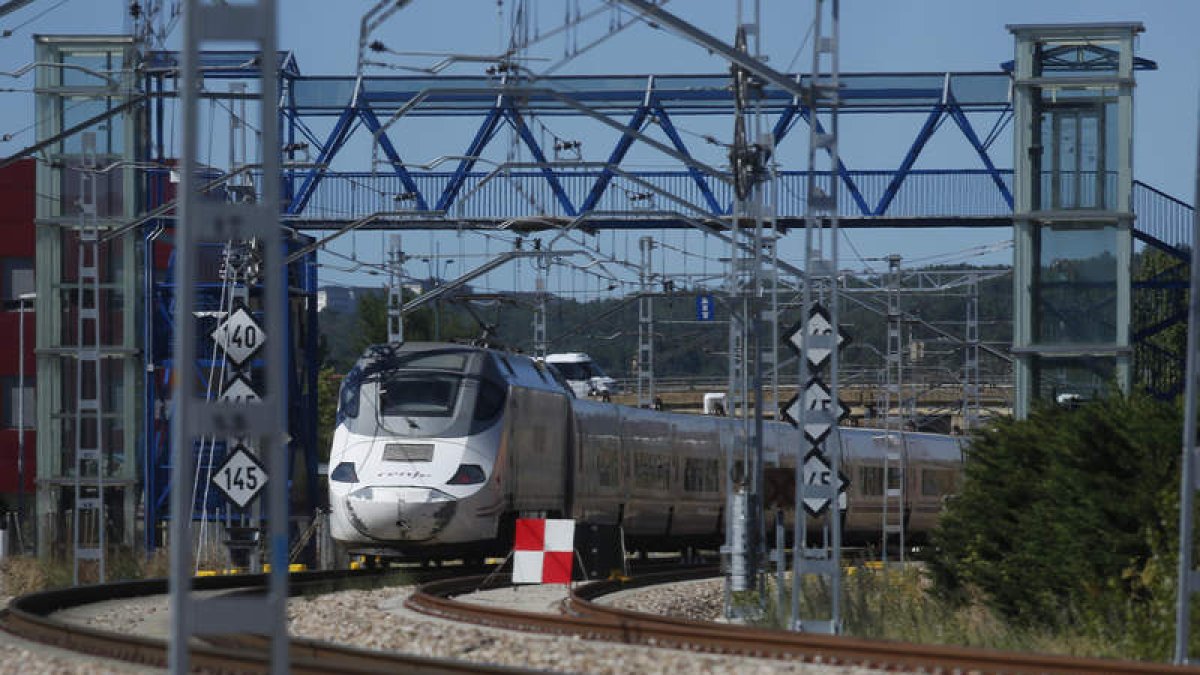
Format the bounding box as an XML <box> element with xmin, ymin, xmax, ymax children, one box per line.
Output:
<box><xmin>738</xmin><ymin>563</ymin><xmax>1162</xmax><ymax>662</ymax></box>
<box><xmin>1</xmin><ymin>548</ymin><xmax>173</xmax><ymax>595</ymax></box>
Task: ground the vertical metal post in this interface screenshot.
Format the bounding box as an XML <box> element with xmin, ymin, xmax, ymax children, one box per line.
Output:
<box><xmin>74</xmin><ymin>131</ymin><xmax>104</xmax><ymax>585</ymax></box>
<box><xmin>826</xmin><ymin>2</ymin><xmax>844</xmax><ymax>627</ymax></box>
<box><xmin>792</xmin><ymin>0</ymin><xmax>842</xmax><ymax>634</ymax></box>
<box><xmin>16</xmin><ymin>292</ymin><xmax>32</xmax><ymax>547</ymax></box>
<box><xmin>723</xmin><ymin>3</ymin><xmax>774</xmax><ymax>617</ymax></box>
<box><xmin>882</xmin><ymin>254</ymin><xmax>905</xmax><ymax>563</ymax></box>
<box><xmin>173</xmin><ymin>2</ymin><xmax>286</xmax><ymax>673</ymax></box>
<box><xmin>1173</xmin><ymin>94</ymin><xmax>1200</xmax><ymax>666</ymax></box>
<box><xmin>963</xmin><ymin>276</ymin><xmax>981</xmax><ymax>431</ymax></box>
<box><xmin>637</xmin><ymin>236</ymin><xmax>655</xmax><ymax>408</ymax></box>
<box><xmin>534</xmin><ymin>255</ymin><xmax>549</xmax><ymax>359</ymax></box>
<box><xmin>387</xmin><ymin>235</ymin><xmax>404</xmax><ymax>344</ymax></box>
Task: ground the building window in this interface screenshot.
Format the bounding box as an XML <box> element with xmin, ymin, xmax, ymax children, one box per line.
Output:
<box><xmin>1</xmin><ymin>377</ymin><xmax>35</xmax><ymax>429</ymax></box>
<box><xmin>1035</xmin><ymin>225</ymin><xmax>1118</xmax><ymax>345</ymax></box>
<box><xmin>2</xmin><ymin>258</ymin><xmax>33</xmax><ymax>302</ymax></box>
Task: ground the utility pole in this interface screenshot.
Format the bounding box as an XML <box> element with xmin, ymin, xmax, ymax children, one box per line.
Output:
<box><xmin>387</xmin><ymin>235</ymin><xmax>404</xmax><ymax>344</ymax></box>
<box><xmin>882</xmin><ymin>253</ymin><xmax>905</xmax><ymax>564</ymax></box>
<box><xmin>963</xmin><ymin>275</ymin><xmax>981</xmax><ymax>431</ymax></box>
<box><xmin>534</xmin><ymin>252</ymin><xmax>549</xmax><ymax>359</ymax></box>
<box><xmin>15</xmin><ymin>292</ymin><xmax>33</xmax><ymax>546</ymax></box>
<box><xmin>637</xmin><ymin>236</ymin><xmax>655</xmax><ymax>408</ymax></box>
<box><xmin>723</xmin><ymin>0</ymin><xmax>776</xmax><ymax>620</ymax></box>
<box><xmin>792</xmin><ymin>0</ymin><xmax>844</xmax><ymax>635</ymax></box>
<box><xmin>171</xmin><ymin>1</ymin><xmax>288</xmax><ymax>673</ymax></box>
<box><xmin>1173</xmin><ymin>91</ymin><xmax>1200</xmax><ymax>666</ymax></box>
<box><xmin>72</xmin><ymin>132</ymin><xmax>105</xmax><ymax>585</ymax></box>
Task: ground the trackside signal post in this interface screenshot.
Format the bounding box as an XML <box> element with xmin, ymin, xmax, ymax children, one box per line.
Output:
<box><xmin>1008</xmin><ymin>23</ymin><xmax>1140</xmax><ymax>418</ymax></box>
<box><xmin>790</xmin><ymin>0</ymin><xmax>845</xmax><ymax>634</ymax></box>
<box><xmin>170</xmin><ymin>1</ymin><xmax>288</xmax><ymax>674</ymax></box>
<box><xmin>1174</xmin><ymin>80</ymin><xmax>1200</xmax><ymax>667</ymax></box>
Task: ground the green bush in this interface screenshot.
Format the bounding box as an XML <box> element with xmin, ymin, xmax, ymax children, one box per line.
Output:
<box><xmin>926</xmin><ymin>391</ymin><xmax>1184</xmax><ymax>659</ymax></box>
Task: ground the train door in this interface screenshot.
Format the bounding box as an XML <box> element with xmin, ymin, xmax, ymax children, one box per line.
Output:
<box><xmin>672</xmin><ymin>417</ymin><xmax>722</xmax><ymax>539</ymax></box>
<box><xmin>908</xmin><ymin>434</ymin><xmax>962</xmax><ymax>536</ymax></box>
<box><xmin>572</xmin><ymin>402</ymin><xmax>623</xmax><ymax>526</ymax></box>
<box><xmin>508</xmin><ymin>386</ymin><xmax>571</xmax><ymax>515</ymax></box>
<box><xmin>623</xmin><ymin>410</ymin><xmax>673</xmax><ymax>537</ymax></box>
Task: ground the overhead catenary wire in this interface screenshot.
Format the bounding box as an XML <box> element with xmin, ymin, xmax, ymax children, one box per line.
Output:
<box><xmin>1</xmin><ymin>0</ymin><xmax>71</xmax><ymax>38</ymax></box>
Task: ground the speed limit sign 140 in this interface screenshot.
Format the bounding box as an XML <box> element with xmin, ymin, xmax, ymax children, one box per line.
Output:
<box><xmin>213</xmin><ymin>444</ymin><xmax>268</xmax><ymax>509</ymax></box>
<box><xmin>210</xmin><ymin>306</ymin><xmax>266</xmax><ymax>366</ymax></box>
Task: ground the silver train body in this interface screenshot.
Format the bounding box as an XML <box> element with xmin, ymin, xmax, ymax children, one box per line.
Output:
<box><xmin>328</xmin><ymin>342</ymin><xmax>965</xmax><ymax>557</ymax></box>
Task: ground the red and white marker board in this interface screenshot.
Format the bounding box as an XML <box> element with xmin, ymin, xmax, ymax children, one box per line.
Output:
<box><xmin>512</xmin><ymin>518</ymin><xmax>574</xmax><ymax>584</ymax></box>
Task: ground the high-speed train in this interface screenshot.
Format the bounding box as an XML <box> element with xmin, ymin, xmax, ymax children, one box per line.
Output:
<box><xmin>328</xmin><ymin>342</ymin><xmax>965</xmax><ymax>558</ymax></box>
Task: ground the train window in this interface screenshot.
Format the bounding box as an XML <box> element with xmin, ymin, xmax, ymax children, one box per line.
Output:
<box><xmin>922</xmin><ymin>469</ymin><xmax>958</xmax><ymax>497</ymax></box>
<box><xmin>633</xmin><ymin>452</ymin><xmax>671</xmax><ymax>491</ymax></box>
<box><xmin>336</xmin><ymin>366</ymin><xmax>362</xmax><ymax>424</ymax></box>
<box><xmin>544</xmin><ymin>364</ymin><xmax>575</xmax><ymax>396</ymax></box>
<box><xmin>380</xmin><ymin>375</ymin><xmax>460</xmax><ymax>417</ymax></box>
<box><xmin>859</xmin><ymin>466</ymin><xmax>884</xmax><ymax>496</ymax></box>
<box><xmin>552</xmin><ymin>362</ymin><xmax>588</xmax><ymax>380</ymax></box>
<box><xmin>398</xmin><ymin>352</ymin><xmax>469</xmax><ymax>371</ymax></box>
<box><xmin>683</xmin><ymin>458</ymin><xmax>720</xmax><ymax>493</ymax></box>
<box><xmin>472</xmin><ymin>380</ymin><xmax>506</xmax><ymax>421</ymax></box>
<box><xmin>596</xmin><ymin>448</ymin><xmax>620</xmax><ymax>487</ymax></box>
<box><xmin>498</xmin><ymin>356</ymin><xmax>516</xmax><ymax>376</ymax></box>
<box><xmin>887</xmin><ymin>467</ymin><xmax>902</xmax><ymax>491</ymax></box>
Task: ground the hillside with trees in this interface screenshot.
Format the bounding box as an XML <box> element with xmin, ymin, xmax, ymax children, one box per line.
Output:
<box><xmin>318</xmin><ymin>264</ymin><xmax>1016</xmax><ymax>386</ymax></box>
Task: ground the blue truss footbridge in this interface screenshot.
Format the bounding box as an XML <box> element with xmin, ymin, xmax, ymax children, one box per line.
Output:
<box><xmin>139</xmin><ymin>53</ymin><xmax>1193</xmax><ymax>395</ymax></box>
<box><xmin>134</xmin><ymin>52</ymin><xmax>1190</xmax><ymax>254</ymax></box>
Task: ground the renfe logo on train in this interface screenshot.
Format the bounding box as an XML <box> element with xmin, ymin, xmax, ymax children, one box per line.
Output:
<box><xmin>213</xmin><ymin>444</ymin><xmax>268</xmax><ymax>509</ymax></box>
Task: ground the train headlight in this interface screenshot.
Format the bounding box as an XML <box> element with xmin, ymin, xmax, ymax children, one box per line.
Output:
<box><xmin>330</xmin><ymin>461</ymin><xmax>359</xmax><ymax>483</ymax></box>
<box><xmin>446</xmin><ymin>464</ymin><xmax>486</xmax><ymax>485</ymax></box>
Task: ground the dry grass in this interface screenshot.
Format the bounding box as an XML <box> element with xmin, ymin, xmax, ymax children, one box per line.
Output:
<box><xmin>743</xmin><ymin>564</ymin><xmax>1136</xmax><ymax>661</ymax></box>
<box><xmin>1</xmin><ymin>547</ymin><xmax>175</xmax><ymax>597</ymax></box>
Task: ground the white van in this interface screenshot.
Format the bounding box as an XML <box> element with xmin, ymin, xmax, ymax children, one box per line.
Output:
<box><xmin>544</xmin><ymin>353</ymin><xmax>620</xmax><ymax>399</ymax></box>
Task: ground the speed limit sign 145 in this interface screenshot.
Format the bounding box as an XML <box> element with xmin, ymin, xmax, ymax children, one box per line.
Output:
<box><xmin>213</xmin><ymin>445</ymin><xmax>268</xmax><ymax>509</ymax></box>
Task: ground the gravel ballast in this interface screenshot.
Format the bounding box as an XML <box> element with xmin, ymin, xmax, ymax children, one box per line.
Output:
<box><xmin>27</xmin><ymin>578</ymin><xmax>886</xmax><ymax>674</ymax></box>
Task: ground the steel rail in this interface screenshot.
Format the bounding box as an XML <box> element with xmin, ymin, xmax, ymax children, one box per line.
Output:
<box><xmin>0</xmin><ymin>568</ymin><xmax>530</xmax><ymax>674</ymax></box>
<box><xmin>407</xmin><ymin>568</ymin><xmax>1200</xmax><ymax>675</ymax></box>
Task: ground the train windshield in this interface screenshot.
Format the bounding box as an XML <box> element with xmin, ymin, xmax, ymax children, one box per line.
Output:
<box><xmin>552</xmin><ymin>361</ymin><xmax>605</xmax><ymax>380</ymax></box>
<box><xmin>379</xmin><ymin>375</ymin><xmax>462</xmax><ymax>417</ymax></box>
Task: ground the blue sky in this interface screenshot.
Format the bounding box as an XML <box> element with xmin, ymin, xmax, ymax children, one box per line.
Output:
<box><xmin>1</xmin><ymin>1</ymin><xmax>1197</xmax><ymax>294</ymax></box>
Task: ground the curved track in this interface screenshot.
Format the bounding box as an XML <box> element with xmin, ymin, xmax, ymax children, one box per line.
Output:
<box><xmin>0</xmin><ymin>568</ymin><xmax>529</xmax><ymax>674</ymax></box>
<box><xmin>407</xmin><ymin>567</ymin><xmax>1200</xmax><ymax>675</ymax></box>
<box><xmin>6</xmin><ymin>565</ymin><xmax>1200</xmax><ymax>674</ymax></box>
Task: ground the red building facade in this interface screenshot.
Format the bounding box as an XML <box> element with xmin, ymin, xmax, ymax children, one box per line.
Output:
<box><xmin>0</xmin><ymin>159</ymin><xmax>36</xmax><ymax>509</ymax></box>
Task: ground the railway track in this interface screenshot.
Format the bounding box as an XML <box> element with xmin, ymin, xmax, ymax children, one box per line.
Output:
<box><xmin>0</xmin><ymin>567</ymin><xmax>530</xmax><ymax>674</ymax></box>
<box><xmin>407</xmin><ymin>566</ymin><xmax>1200</xmax><ymax>675</ymax></box>
<box><xmin>5</xmin><ymin>563</ymin><xmax>1199</xmax><ymax>673</ymax></box>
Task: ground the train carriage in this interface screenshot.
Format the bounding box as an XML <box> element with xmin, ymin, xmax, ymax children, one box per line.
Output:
<box><xmin>328</xmin><ymin>342</ymin><xmax>966</xmax><ymax>559</ymax></box>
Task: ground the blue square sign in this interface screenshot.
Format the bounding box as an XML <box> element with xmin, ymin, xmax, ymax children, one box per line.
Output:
<box><xmin>696</xmin><ymin>294</ymin><xmax>715</xmax><ymax>321</ymax></box>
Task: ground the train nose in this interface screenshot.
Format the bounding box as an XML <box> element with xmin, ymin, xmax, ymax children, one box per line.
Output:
<box><xmin>344</xmin><ymin>486</ymin><xmax>458</xmax><ymax>541</ymax></box>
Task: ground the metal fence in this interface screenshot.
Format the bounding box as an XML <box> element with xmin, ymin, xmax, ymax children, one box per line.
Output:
<box><xmin>292</xmin><ymin>169</ymin><xmax>1017</xmax><ymax>222</ymax></box>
